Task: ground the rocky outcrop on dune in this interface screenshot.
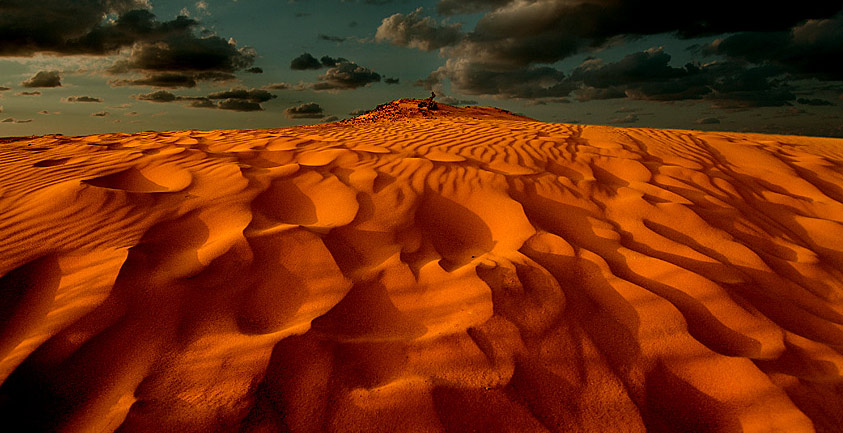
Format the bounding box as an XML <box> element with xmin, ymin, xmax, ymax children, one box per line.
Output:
<box><xmin>342</xmin><ymin>98</ymin><xmax>534</xmax><ymax>125</ymax></box>
<box><xmin>1</xmin><ymin>100</ymin><xmax>842</xmax><ymax>432</ymax></box>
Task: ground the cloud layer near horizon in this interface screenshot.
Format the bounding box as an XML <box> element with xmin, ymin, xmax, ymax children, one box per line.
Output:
<box><xmin>135</xmin><ymin>88</ymin><xmax>276</xmax><ymax>112</ymax></box>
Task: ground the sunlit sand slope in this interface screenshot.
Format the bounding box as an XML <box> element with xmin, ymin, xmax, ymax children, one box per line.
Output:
<box><xmin>1</xmin><ymin>99</ymin><xmax>842</xmax><ymax>432</ymax></box>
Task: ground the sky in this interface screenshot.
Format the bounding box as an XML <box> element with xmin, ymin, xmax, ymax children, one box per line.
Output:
<box><xmin>1</xmin><ymin>0</ymin><xmax>842</xmax><ymax>138</ymax></box>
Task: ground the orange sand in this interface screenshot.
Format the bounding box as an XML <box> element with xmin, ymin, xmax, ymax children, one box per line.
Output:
<box><xmin>0</xmin><ymin>99</ymin><xmax>842</xmax><ymax>432</ymax></box>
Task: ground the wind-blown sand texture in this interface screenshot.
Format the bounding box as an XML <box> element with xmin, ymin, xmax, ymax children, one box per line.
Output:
<box><xmin>1</xmin><ymin>99</ymin><xmax>842</xmax><ymax>432</ymax></box>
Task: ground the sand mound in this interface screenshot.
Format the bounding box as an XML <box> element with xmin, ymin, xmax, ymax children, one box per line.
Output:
<box><xmin>1</xmin><ymin>99</ymin><xmax>842</xmax><ymax>432</ymax></box>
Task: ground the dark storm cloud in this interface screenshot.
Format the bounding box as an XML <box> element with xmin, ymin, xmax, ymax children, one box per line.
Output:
<box><xmin>312</xmin><ymin>62</ymin><xmax>381</xmax><ymax>90</ymax></box>
<box><xmin>188</xmin><ymin>98</ymin><xmax>217</xmax><ymax>109</ymax></box>
<box><xmin>571</xmin><ymin>50</ymin><xmax>687</xmax><ymax>89</ymax></box>
<box><xmin>449</xmin><ymin>0</ymin><xmax>833</xmax><ymax>70</ymax></box>
<box><xmin>703</xmin><ymin>64</ymin><xmax>796</xmax><ymax>108</ymax></box>
<box><xmin>110</xmin><ymin>34</ymin><xmax>256</xmax><ymax>74</ymax></box>
<box><xmin>375</xmin><ymin>8</ymin><xmax>464</xmax><ymax>51</ymax></box>
<box><xmin>135</xmin><ymin>88</ymin><xmax>276</xmax><ymax>111</ymax></box>
<box><xmin>0</xmin><ymin>3</ymin><xmax>195</xmax><ymax>56</ymax></box>
<box><xmin>318</xmin><ymin>34</ymin><xmax>348</xmax><ymax>43</ymax></box>
<box><xmin>0</xmin><ymin>87</ymin><xmax>10</xmax><ymax>91</ymax></box>
<box><xmin>246</xmin><ymin>67</ymin><xmax>263</xmax><ymax>74</ymax></box>
<box><xmin>114</xmin><ymin>73</ymin><xmax>198</xmax><ymax>88</ymax></box>
<box><xmin>391</xmin><ymin>1</ymin><xmax>843</xmax><ymax>110</ymax></box>
<box><xmin>64</xmin><ymin>96</ymin><xmax>103</xmax><ymax>103</ymax></box>
<box><xmin>703</xmin><ymin>14</ymin><xmax>843</xmax><ymax>81</ymax></box>
<box><xmin>136</xmin><ymin>90</ymin><xmax>179</xmax><ymax>102</ymax></box>
<box><xmin>21</xmin><ymin>71</ymin><xmax>62</xmax><ymax>88</ymax></box>
<box><xmin>320</xmin><ymin>56</ymin><xmax>348</xmax><ymax>67</ymax></box>
<box><xmin>290</xmin><ymin>53</ymin><xmax>359</xmax><ymax>80</ymax></box>
<box><xmin>385</xmin><ymin>77</ymin><xmax>399</xmax><ymax>84</ymax></box>
<box><xmin>91</xmin><ymin>111</ymin><xmax>109</xmax><ymax>117</ymax></box>
<box><xmin>206</xmin><ymin>88</ymin><xmax>276</xmax><ymax>103</ymax></box>
<box><xmin>425</xmin><ymin>59</ymin><xmax>574</xmax><ymax>98</ymax></box>
<box><xmin>16</xmin><ymin>91</ymin><xmax>42</xmax><ymax>96</ymax></box>
<box><xmin>284</xmin><ymin>102</ymin><xmax>324</xmax><ymax>119</ymax></box>
<box><xmin>569</xmin><ymin>50</ymin><xmax>798</xmax><ymax>108</ymax></box>
<box><xmin>568</xmin><ymin>49</ymin><xmax>712</xmax><ymax>102</ymax></box>
<box><xmin>445</xmin><ymin>0</ymin><xmax>841</xmax><ymax>67</ymax></box>
<box><xmin>414</xmin><ymin>74</ymin><xmax>441</xmax><ymax>90</ymax></box>
<box><xmin>214</xmin><ymin>99</ymin><xmax>263</xmax><ymax>112</ymax></box>
<box><xmin>0</xmin><ymin>2</ymin><xmax>258</xmax><ymax>82</ymax></box>
<box><xmin>111</xmin><ymin>71</ymin><xmax>235</xmax><ymax>88</ymax></box>
<box><xmin>291</xmin><ymin>53</ymin><xmax>322</xmax><ymax>70</ymax></box>
<box><xmin>797</xmin><ymin>97</ymin><xmax>834</xmax><ymax>106</ymax></box>
<box><xmin>427</xmin><ymin>43</ymin><xmax>803</xmax><ymax>108</ymax></box>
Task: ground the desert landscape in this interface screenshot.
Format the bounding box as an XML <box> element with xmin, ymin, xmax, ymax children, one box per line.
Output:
<box><xmin>0</xmin><ymin>99</ymin><xmax>842</xmax><ymax>432</ymax></box>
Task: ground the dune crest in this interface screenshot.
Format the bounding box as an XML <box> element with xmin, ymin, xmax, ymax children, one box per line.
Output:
<box><xmin>1</xmin><ymin>99</ymin><xmax>842</xmax><ymax>432</ymax></box>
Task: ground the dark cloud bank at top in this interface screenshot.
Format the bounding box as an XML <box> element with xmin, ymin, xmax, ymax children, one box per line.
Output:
<box><xmin>0</xmin><ymin>0</ymin><xmax>257</xmax><ymax>88</ymax></box>
<box><xmin>379</xmin><ymin>0</ymin><xmax>843</xmax><ymax>113</ymax></box>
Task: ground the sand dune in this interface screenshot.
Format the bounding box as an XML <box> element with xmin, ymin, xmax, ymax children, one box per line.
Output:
<box><xmin>1</xmin><ymin>99</ymin><xmax>842</xmax><ymax>432</ymax></box>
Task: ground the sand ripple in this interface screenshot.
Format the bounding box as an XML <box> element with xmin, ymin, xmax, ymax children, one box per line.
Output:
<box><xmin>0</xmin><ymin>100</ymin><xmax>842</xmax><ymax>432</ymax></box>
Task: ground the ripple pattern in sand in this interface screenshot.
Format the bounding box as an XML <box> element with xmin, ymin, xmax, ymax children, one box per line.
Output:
<box><xmin>1</xmin><ymin>108</ymin><xmax>842</xmax><ymax>432</ymax></box>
